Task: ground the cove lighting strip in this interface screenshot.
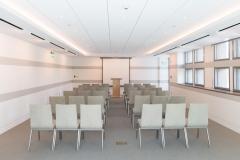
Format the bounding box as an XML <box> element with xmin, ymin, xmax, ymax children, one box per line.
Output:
<box><xmin>0</xmin><ymin>0</ymin><xmax>88</xmax><ymax>56</ymax></box>
<box><xmin>147</xmin><ymin>5</ymin><xmax>240</xmax><ymax>55</ymax></box>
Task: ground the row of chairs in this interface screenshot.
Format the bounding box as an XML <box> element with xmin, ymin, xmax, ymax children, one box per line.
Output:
<box><xmin>130</xmin><ymin>95</ymin><xmax>185</xmax><ymax>128</ymax></box>
<box><xmin>137</xmin><ymin>103</ymin><xmax>210</xmax><ymax>148</ymax></box>
<box><xmin>28</xmin><ymin>104</ymin><xmax>104</xmax><ymax>151</ymax></box>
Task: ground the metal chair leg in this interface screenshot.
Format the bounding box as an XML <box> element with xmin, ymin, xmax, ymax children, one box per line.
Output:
<box><xmin>38</xmin><ymin>131</ymin><xmax>40</xmax><ymax>141</ymax></box>
<box><xmin>132</xmin><ymin>114</ymin><xmax>135</xmax><ymax>128</ymax></box>
<box><xmin>139</xmin><ymin>128</ymin><xmax>142</xmax><ymax>149</ymax></box>
<box><xmin>77</xmin><ymin>130</ymin><xmax>80</xmax><ymax>151</ymax></box>
<box><xmin>156</xmin><ymin>130</ymin><xmax>159</xmax><ymax>139</ymax></box>
<box><xmin>206</xmin><ymin>128</ymin><xmax>211</xmax><ymax>147</ymax></box>
<box><xmin>79</xmin><ymin>130</ymin><xmax>82</xmax><ymax>148</ymax></box>
<box><xmin>52</xmin><ymin>129</ymin><xmax>56</xmax><ymax>151</ymax></box>
<box><xmin>184</xmin><ymin>128</ymin><xmax>189</xmax><ymax>148</ymax></box>
<box><xmin>197</xmin><ymin>128</ymin><xmax>200</xmax><ymax>138</ymax></box>
<box><xmin>162</xmin><ymin>128</ymin><xmax>165</xmax><ymax>148</ymax></box>
<box><xmin>177</xmin><ymin>129</ymin><xmax>180</xmax><ymax>139</ymax></box>
<box><xmin>28</xmin><ymin>129</ymin><xmax>33</xmax><ymax>151</ymax></box>
<box><xmin>101</xmin><ymin>130</ymin><xmax>104</xmax><ymax>151</ymax></box>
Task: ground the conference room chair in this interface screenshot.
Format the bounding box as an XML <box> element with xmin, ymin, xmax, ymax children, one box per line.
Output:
<box><xmin>156</xmin><ymin>88</ymin><xmax>162</xmax><ymax>95</ymax></box>
<box><xmin>49</xmin><ymin>96</ymin><xmax>65</xmax><ymax>116</ymax></box>
<box><xmin>53</xmin><ymin>104</ymin><xmax>79</xmax><ymax>151</ymax></box>
<box><xmin>92</xmin><ymin>90</ymin><xmax>109</xmax><ymax>110</ymax></box>
<box><xmin>82</xmin><ymin>84</ymin><xmax>91</xmax><ymax>89</ymax></box>
<box><xmin>133</xmin><ymin>83</ymin><xmax>142</xmax><ymax>88</ymax></box>
<box><xmin>63</xmin><ymin>91</ymin><xmax>75</xmax><ymax>104</ymax></box>
<box><xmin>124</xmin><ymin>85</ymin><xmax>136</xmax><ymax>108</ymax></box>
<box><xmin>127</xmin><ymin>89</ymin><xmax>142</xmax><ymax>115</ymax></box>
<box><xmin>187</xmin><ymin>104</ymin><xmax>210</xmax><ymax>147</ymax></box>
<box><xmin>87</xmin><ymin>96</ymin><xmax>106</xmax><ymax>125</ymax></box>
<box><xmin>151</xmin><ymin>96</ymin><xmax>169</xmax><ymax>117</ymax></box>
<box><xmin>92</xmin><ymin>83</ymin><xmax>101</xmax><ymax>90</ymax></box>
<box><xmin>78</xmin><ymin>90</ymin><xmax>92</xmax><ymax>103</ymax></box>
<box><xmin>142</xmin><ymin>89</ymin><xmax>157</xmax><ymax>102</ymax></box>
<box><xmin>69</xmin><ymin>96</ymin><xmax>85</xmax><ymax>117</ymax></box>
<box><xmin>137</xmin><ymin>104</ymin><xmax>164</xmax><ymax>148</ymax></box>
<box><xmin>79</xmin><ymin>105</ymin><xmax>104</xmax><ymax>150</ymax></box>
<box><xmin>168</xmin><ymin>96</ymin><xmax>185</xmax><ymax>103</ymax></box>
<box><xmin>157</xmin><ymin>90</ymin><xmax>169</xmax><ymax>96</ymax></box>
<box><xmin>73</xmin><ymin>87</ymin><xmax>78</xmax><ymax>95</ymax></box>
<box><xmin>28</xmin><ymin>104</ymin><xmax>54</xmax><ymax>151</ymax></box>
<box><xmin>162</xmin><ymin>104</ymin><xmax>189</xmax><ymax>148</ymax></box>
<box><xmin>132</xmin><ymin>95</ymin><xmax>150</xmax><ymax>128</ymax></box>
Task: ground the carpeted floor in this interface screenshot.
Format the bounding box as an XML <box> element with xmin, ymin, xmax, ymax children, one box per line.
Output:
<box><xmin>0</xmin><ymin>97</ymin><xmax>240</xmax><ymax>160</ymax></box>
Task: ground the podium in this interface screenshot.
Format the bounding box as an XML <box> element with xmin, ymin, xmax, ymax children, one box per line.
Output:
<box><xmin>111</xmin><ymin>78</ymin><xmax>121</xmax><ymax>97</ymax></box>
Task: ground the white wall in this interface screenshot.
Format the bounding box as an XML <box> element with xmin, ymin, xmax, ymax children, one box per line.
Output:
<box><xmin>0</xmin><ymin>33</ymin><xmax>73</xmax><ymax>134</ymax></box>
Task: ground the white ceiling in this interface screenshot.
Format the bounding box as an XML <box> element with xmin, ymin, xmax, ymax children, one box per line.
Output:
<box><xmin>1</xmin><ymin>0</ymin><xmax>240</xmax><ymax>57</ymax></box>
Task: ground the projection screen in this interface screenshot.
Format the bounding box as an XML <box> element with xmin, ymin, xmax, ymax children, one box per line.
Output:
<box><xmin>102</xmin><ymin>58</ymin><xmax>130</xmax><ymax>85</ymax></box>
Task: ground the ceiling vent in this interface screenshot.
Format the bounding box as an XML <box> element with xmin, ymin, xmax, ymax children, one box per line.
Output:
<box><xmin>181</xmin><ymin>34</ymin><xmax>210</xmax><ymax>46</ymax></box>
<box><xmin>68</xmin><ymin>51</ymin><xmax>77</xmax><ymax>55</ymax></box>
<box><xmin>154</xmin><ymin>46</ymin><xmax>179</xmax><ymax>56</ymax></box>
<box><xmin>49</xmin><ymin>42</ymin><xmax>65</xmax><ymax>50</ymax></box>
<box><xmin>30</xmin><ymin>33</ymin><xmax>45</xmax><ymax>40</ymax></box>
<box><xmin>0</xmin><ymin>18</ymin><xmax>23</xmax><ymax>30</ymax></box>
<box><xmin>219</xmin><ymin>23</ymin><xmax>240</xmax><ymax>32</ymax></box>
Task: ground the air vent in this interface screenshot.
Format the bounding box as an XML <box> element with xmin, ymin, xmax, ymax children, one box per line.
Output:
<box><xmin>30</xmin><ymin>33</ymin><xmax>45</xmax><ymax>40</ymax></box>
<box><xmin>154</xmin><ymin>46</ymin><xmax>179</xmax><ymax>56</ymax></box>
<box><xmin>219</xmin><ymin>23</ymin><xmax>240</xmax><ymax>32</ymax></box>
<box><xmin>181</xmin><ymin>35</ymin><xmax>210</xmax><ymax>46</ymax></box>
<box><xmin>68</xmin><ymin>51</ymin><xmax>77</xmax><ymax>55</ymax></box>
<box><xmin>49</xmin><ymin>42</ymin><xmax>65</xmax><ymax>50</ymax></box>
<box><xmin>0</xmin><ymin>18</ymin><xmax>23</xmax><ymax>30</ymax></box>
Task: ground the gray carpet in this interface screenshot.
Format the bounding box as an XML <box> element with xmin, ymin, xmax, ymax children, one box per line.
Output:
<box><xmin>0</xmin><ymin>97</ymin><xmax>240</xmax><ymax>160</ymax></box>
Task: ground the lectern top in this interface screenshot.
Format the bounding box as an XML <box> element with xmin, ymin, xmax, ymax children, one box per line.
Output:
<box><xmin>111</xmin><ymin>78</ymin><xmax>122</xmax><ymax>80</ymax></box>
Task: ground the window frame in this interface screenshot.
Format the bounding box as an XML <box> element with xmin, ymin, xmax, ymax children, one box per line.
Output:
<box><xmin>233</xmin><ymin>39</ymin><xmax>240</xmax><ymax>59</ymax></box>
<box><xmin>214</xmin><ymin>67</ymin><xmax>230</xmax><ymax>91</ymax></box>
<box><xmin>233</xmin><ymin>67</ymin><xmax>240</xmax><ymax>92</ymax></box>
<box><xmin>184</xmin><ymin>51</ymin><xmax>193</xmax><ymax>64</ymax></box>
<box><xmin>185</xmin><ymin>68</ymin><xmax>193</xmax><ymax>85</ymax></box>
<box><xmin>194</xmin><ymin>48</ymin><xmax>204</xmax><ymax>63</ymax></box>
<box><xmin>194</xmin><ymin>68</ymin><xmax>205</xmax><ymax>87</ymax></box>
<box><xmin>214</xmin><ymin>41</ymin><xmax>230</xmax><ymax>61</ymax></box>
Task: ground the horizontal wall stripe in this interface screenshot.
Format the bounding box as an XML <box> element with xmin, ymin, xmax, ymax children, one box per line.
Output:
<box><xmin>130</xmin><ymin>80</ymin><xmax>168</xmax><ymax>83</ymax></box>
<box><xmin>0</xmin><ymin>56</ymin><xmax>101</xmax><ymax>69</ymax></box>
<box><xmin>72</xmin><ymin>80</ymin><xmax>102</xmax><ymax>83</ymax></box>
<box><xmin>0</xmin><ymin>80</ymin><xmax>72</xmax><ymax>102</ymax></box>
<box><xmin>130</xmin><ymin>66</ymin><xmax>158</xmax><ymax>70</ymax></box>
<box><xmin>171</xmin><ymin>83</ymin><xmax>240</xmax><ymax>102</ymax></box>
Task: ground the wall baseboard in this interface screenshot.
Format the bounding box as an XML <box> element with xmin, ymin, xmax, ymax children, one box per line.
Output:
<box><xmin>0</xmin><ymin>113</ymin><xmax>29</xmax><ymax>135</ymax></box>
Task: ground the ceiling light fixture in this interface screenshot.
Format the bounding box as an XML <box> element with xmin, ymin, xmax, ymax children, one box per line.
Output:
<box><xmin>0</xmin><ymin>1</ymin><xmax>87</xmax><ymax>56</ymax></box>
<box><xmin>147</xmin><ymin>5</ymin><xmax>240</xmax><ymax>55</ymax></box>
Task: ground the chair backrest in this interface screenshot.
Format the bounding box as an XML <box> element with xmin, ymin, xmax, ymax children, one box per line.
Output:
<box><xmin>164</xmin><ymin>104</ymin><xmax>186</xmax><ymax>128</ymax></box>
<box><xmin>69</xmin><ymin>96</ymin><xmax>85</xmax><ymax>114</ymax></box>
<box><xmin>49</xmin><ymin>96</ymin><xmax>65</xmax><ymax>114</ymax></box>
<box><xmin>168</xmin><ymin>96</ymin><xmax>185</xmax><ymax>103</ymax></box>
<box><xmin>77</xmin><ymin>90</ymin><xmax>92</xmax><ymax>102</ymax></box>
<box><xmin>55</xmin><ymin>104</ymin><xmax>78</xmax><ymax>129</ymax></box>
<box><xmin>142</xmin><ymin>89</ymin><xmax>157</xmax><ymax>96</ymax></box>
<box><xmin>157</xmin><ymin>90</ymin><xmax>169</xmax><ymax>96</ymax></box>
<box><xmin>188</xmin><ymin>104</ymin><xmax>208</xmax><ymax>127</ymax></box>
<box><xmin>133</xmin><ymin>95</ymin><xmax>151</xmax><ymax>113</ymax></box>
<box><xmin>156</xmin><ymin>88</ymin><xmax>162</xmax><ymax>95</ymax></box>
<box><xmin>92</xmin><ymin>90</ymin><xmax>108</xmax><ymax>99</ymax></box>
<box><xmin>29</xmin><ymin>104</ymin><xmax>53</xmax><ymax>129</ymax></box>
<box><xmin>63</xmin><ymin>91</ymin><xmax>75</xmax><ymax>104</ymax></box>
<box><xmin>87</xmin><ymin>96</ymin><xmax>105</xmax><ymax>113</ymax></box>
<box><xmin>151</xmin><ymin>96</ymin><xmax>169</xmax><ymax>113</ymax></box>
<box><xmin>80</xmin><ymin>105</ymin><xmax>102</xmax><ymax>129</ymax></box>
<box><xmin>128</xmin><ymin>90</ymin><xmax>142</xmax><ymax>104</ymax></box>
<box><xmin>141</xmin><ymin>104</ymin><xmax>163</xmax><ymax>128</ymax></box>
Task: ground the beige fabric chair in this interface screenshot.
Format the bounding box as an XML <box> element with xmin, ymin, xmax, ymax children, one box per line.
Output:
<box><xmin>28</xmin><ymin>104</ymin><xmax>54</xmax><ymax>151</ymax></box>
<box><xmin>137</xmin><ymin>104</ymin><xmax>163</xmax><ymax>148</ymax></box>
<box><xmin>142</xmin><ymin>89</ymin><xmax>157</xmax><ymax>102</ymax></box>
<box><xmin>151</xmin><ymin>96</ymin><xmax>169</xmax><ymax>117</ymax></box>
<box><xmin>168</xmin><ymin>96</ymin><xmax>185</xmax><ymax>103</ymax></box>
<box><xmin>163</xmin><ymin>104</ymin><xmax>188</xmax><ymax>148</ymax></box>
<box><xmin>49</xmin><ymin>96</ymin><xmax>65</xmax><ymax>115</ymax></box>
<box><xmin>79</xmin><ymin>105</ymin><xmax>104</xmax><ymax>150</ymax></box>
<box><xmin>69</xmin><ymin>96</ymin><xmax>85</xmax><ymax>116</ymax></box>
<box><xmin>92</xmin><ymin>90</ymin><xmax>109</xmax><ymax>110</ymax></box>
<box><xmin>77</xmin><ymin>90</ymin><xmax>92</xmax><ymax>103</ymax></box>
<box><xmin>53</xmin><ymin>104</ymin><xmax>79</xmax><ymax>150</ymax></box>
<box><xmin>132</xmin><ymin>95</ymin><xmax>150</xmax><ymax>128</ymax></box>
<box><xmin>87</xmin><ymin>96</ymin><xmax>106</xmax><ymax>124</ymax></box>
<box><xmin>187</xmin><ymin>104</ymin><xmax>210</xmax><ymax>147</ymax></box>
<box><xmin>156</xmin><ymin>88</ymin><xmax>162</xmax><ymax>95</ymax></box>
<box><xmin>63</xmin><ymin>91</ymin><xmax>75</xmax><ymax>104</ymax></box>
<box><xmin>127</xmin><ymin>89</ymin><xmax>142</xmax><ymax>115</ymax></box>
<box><xmin>157</xmin><ymin>90</ymin><xmax>169</xmax><ymax>96</ymax></box>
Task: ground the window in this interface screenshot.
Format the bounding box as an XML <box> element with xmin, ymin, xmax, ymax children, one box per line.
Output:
<box><xmin>214</xmin><ymin>42</ymin><xmax>229</xmax><ymax>60</ymax></box>
<box><xmin>234</xmin><ymin>67</ymin><xmax>240</xmax><ymax>91</ymax></box>
<box><xmin>194</xmin><ymin>48</ymin><xmax>204</xmax><ymax>62</ymax></box>
<box><xmin>195</xmin><ymin>68</ymin><xmax>204</xmax><ymax>86</ymax></box>
<box><xmin>185</xmin><ymin>69</ymin><xmax>193</xmax><ymax>84</ymax></box>
<box><xmin>233</xmin><ymin>39</ymin><xmax>240</xmax><ymax>58</ymax></box>
<box><xmin>185</xmin><ymin>51</ymin><xmax>193</xmax><ymax>64</ymax></box>
<box><xmin>214</xmin><ymin>67</ymin><xmax>230</xmax><ymax>90</ymax></box>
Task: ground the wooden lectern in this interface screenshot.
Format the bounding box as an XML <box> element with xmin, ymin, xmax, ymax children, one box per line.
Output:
<box><xmin>111</xmin><ymin>78</ymin><xmax>121</xmax><ymax>97</ymax></box>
